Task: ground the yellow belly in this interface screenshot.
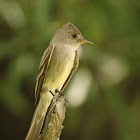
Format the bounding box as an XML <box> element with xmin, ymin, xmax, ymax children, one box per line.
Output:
<box><xmin>42</xmin><ymin>46</ymin><xmax>75</xmax><ymax>93</ymax></box>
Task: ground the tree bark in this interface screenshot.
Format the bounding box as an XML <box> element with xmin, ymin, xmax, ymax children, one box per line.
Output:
<box><xmin>39</xmin><ymin>94</ymin><xmax>68</xmax><ymax>140</ymax></box>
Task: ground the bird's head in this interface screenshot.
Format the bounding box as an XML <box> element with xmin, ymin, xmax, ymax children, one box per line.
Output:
<box><xmin>51</xmin><ymin>22</ymin><xmax>93</xmax><ymax>50</ymax></box>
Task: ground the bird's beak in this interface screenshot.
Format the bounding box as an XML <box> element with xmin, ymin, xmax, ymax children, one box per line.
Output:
<box><xmin>80</xmin><ymin>39</ymin><xmax>93</xmax><ymax>44</ymax></box>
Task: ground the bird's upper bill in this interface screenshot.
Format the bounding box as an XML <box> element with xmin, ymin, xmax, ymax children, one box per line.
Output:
<box><xmin>80</xmin><ymin>39</ymin><xmax>93</xmax><ymax>44</ymax></box>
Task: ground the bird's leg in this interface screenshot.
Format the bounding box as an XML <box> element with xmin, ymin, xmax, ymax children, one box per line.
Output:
<box><xmin>55</xmin><ymin>89</ymin><xmax>64</xmax><ymax>97</ymax></box>
<box><xmin>49</xmin><ymin>91</ymin><xmax>55</xmax><ymax>96</ymax></box>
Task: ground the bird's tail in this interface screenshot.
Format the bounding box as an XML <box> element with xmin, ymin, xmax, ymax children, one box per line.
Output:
<box><xmin>25</xmin><ymin>91</ymin><xmax>53</xmax><ymax>140</ymax></box>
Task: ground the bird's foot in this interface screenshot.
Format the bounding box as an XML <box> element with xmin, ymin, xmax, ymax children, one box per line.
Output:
<box><xmin>49</xmin><ymin>91</ymin><xmax>55</xmax><ymax>96</ymax></box>
<box><xmin>55</xmin><ymin>89</ymin><xmax>64</xmax><ymax>97</ymax></box>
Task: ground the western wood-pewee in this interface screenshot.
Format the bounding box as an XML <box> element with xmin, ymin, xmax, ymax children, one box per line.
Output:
<box><xmin>25</xmin><ymin>22</ymin><xmax>92</xmax><ymax>140</ymax></box>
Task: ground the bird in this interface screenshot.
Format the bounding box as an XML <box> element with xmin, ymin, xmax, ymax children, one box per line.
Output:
<box><xmin>25</xmin><ymin>22</ymin><xmax>92</xmax><ymax>140</ymax></box>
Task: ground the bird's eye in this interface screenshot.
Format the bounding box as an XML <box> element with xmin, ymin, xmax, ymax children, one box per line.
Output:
<box><xmin>72</xmin><ymin>33</ymin><xmax>77</xmax><ymax>38</ymax></box>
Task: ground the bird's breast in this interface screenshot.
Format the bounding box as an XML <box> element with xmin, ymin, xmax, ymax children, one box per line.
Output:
<box><xmin>43</xmin><ymin>45</ymin><xmax>75</xmax><ymax>91</ymax></box>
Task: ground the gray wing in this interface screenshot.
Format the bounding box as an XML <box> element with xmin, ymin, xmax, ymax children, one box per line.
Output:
<box><xmin>35</xmin><ymin>43</ymin><xmax>55</xmax><ymax>106</ymax></box>
<box><xmin>25</xmin><ymin>43</ymin><xmax>55</xmax><ymax>140</ymax></box>
<box><xmin>60</xmin><ymin>50</ymin><xmax>79</xmax><ymax>93</ymax></box>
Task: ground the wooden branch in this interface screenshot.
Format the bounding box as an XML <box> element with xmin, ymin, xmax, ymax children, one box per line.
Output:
<box><xmin>39</xmin><ymin>94</ymin><xmax>68</xmax><ymax>140</ymax></box>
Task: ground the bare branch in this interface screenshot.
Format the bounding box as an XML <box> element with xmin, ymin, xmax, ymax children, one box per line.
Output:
<box><xmin>39</xmin><ymin>94</ymin><xmax>68</xmax><ymax>140</ymax></box>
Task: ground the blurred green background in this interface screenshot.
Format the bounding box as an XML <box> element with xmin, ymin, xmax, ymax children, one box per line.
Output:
<box><xmin>0</xmin><ymin>0</ymin><xmax>140</xmax><ymax>140</ymax></box>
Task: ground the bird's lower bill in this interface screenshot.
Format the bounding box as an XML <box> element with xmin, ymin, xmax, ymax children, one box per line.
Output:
<box><xmin>80</xmin><ymin>39</ymin><xmax>93</xmax><ymax>44</ymax></box>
